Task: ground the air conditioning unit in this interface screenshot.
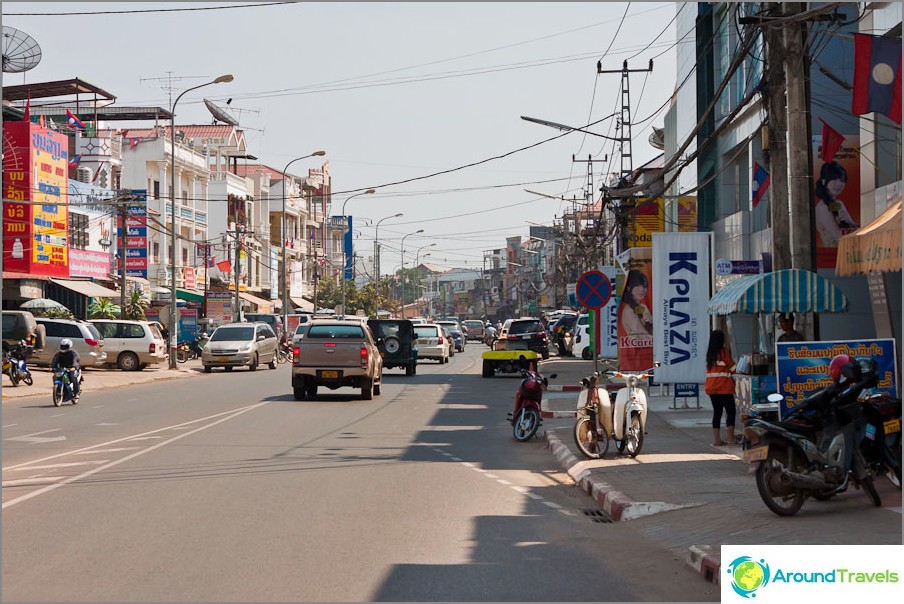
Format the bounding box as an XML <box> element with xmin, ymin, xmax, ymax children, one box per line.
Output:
<box><xmin>76</xmin><ymin>167</ymin><xmax>92</xmax><ymax>183</ymax></box>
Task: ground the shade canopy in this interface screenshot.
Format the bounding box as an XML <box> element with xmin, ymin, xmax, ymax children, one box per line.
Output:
<box><xmin>49</xmin><ymin>278</ymin><xmax>120</xmax><ymax>299</ymax></box>
<box><xmin>835</xmin><ymin>200</ymin><xmax>902</xmax><ymax>276</ymax></box>
<box><xmin>20</xmin><ymin>298</ymin><xmax>69</xmax><ymax>311</ymax></box>
<box><xmin>707</xmin><ymin>269</ymin><xmax>849</xmax><ymax>315</ymax></box>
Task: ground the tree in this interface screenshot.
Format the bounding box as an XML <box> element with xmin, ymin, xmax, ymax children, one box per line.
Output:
<box><xmin>88</xmin><ymin>298</ymin><xmax>120</xmax><ymax>320</ymax></box>
<box><xmin>123</xmin><ymin>289</ymin><xmax>149</xmax><ymax>321</ymax></box>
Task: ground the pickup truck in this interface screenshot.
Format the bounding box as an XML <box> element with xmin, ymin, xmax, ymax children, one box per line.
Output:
<box><xmin>291</xmin><ymin>319</ymin><xmax>384</xmax><ymax>401</ymax></box>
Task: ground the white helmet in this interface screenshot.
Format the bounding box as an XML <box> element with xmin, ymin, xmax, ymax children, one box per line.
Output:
<box><xmin>60</xmin><ymin>338</ymin><xmax>73</xmax><ymax>350</ymax></box>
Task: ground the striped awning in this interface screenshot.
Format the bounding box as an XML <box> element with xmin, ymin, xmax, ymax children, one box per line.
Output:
<box><xmin>707</xmin><ymin>269</ymin><xmax>849</xmax><ymax>315</ymax></box>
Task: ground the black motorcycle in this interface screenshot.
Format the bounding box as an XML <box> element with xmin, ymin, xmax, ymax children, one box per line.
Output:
<box><xmin>743</xmin><ymin>357</ymin><xmax>883</xmax><ymax>516</ymax></box>
<box><xmin>3</xmin><ymin>341</ymin><xmax>33</xmax><ymax>386</ymax></box>
<box><xmin>860</xmin><ymin>393</ymin><xmax>902</xmax><ymax>489</ymax></box>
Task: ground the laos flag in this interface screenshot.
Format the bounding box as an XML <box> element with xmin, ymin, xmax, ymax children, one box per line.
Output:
<box><xmin>852</xmin><ymin>33</ymin><xmax>902</xmax><ymax>124</ymax></box>
<box><xmin>66</xmin><ymin>109</ymin><xmax>86</xmax><ymax>130</ymax></box>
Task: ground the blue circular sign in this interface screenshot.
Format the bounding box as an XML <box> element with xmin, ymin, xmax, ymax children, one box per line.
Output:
<box><xmin>576</xmin><ymin>270</ymin><xmax>612</xmax><ymax>310</ymax></box>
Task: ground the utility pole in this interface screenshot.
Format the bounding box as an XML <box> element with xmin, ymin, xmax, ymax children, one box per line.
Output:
<box><xmin>116</xmin><ymin>193</ymin><xmax>131</xmax><ymax>319</ymax></box>
<box><xmin>228</xmin><ymin>227</ymin><xmax>249</xmax><ymax>323</ymax></box>
<box><xmin>598</xmin><ymin>59</ymin><xmax>653</xmax><ymax>254</ymax></box>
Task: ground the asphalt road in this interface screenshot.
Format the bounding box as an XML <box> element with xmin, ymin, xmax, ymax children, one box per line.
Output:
<box><xmin>2</xmin><ymin>346</ymin><xmax>718</xmax><ymax>602</ymax></box>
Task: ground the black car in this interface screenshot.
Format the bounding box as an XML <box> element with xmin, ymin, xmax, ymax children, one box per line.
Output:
<box><xmin>367</xmin><ymin>319</ymin><xmax>418</xmax><ymax>376</ymax></box>
<box><xmin>496</xmin><ymin>318</ymin><xmax>549</xmax><ymax>359</ymax></box>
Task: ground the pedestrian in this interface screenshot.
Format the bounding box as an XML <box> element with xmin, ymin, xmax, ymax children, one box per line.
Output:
<box><xmin>705</xmin><ymin>329</ymin><xmax>738</xmax><ymax>446</ymax></box>
<box><xmin>777</xmin><ymin>313</ymin><xmax>805</xmax><ymax>342</ymax></box>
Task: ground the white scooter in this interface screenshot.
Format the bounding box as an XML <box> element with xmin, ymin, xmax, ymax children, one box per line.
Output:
<box><xmin>608</xmin><ymin>366</ymin><xmax>656</xmax><ymax>457</ymax></box>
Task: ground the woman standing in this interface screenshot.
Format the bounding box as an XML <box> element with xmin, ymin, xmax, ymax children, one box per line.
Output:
<box><xmin>705</xmin><ymin>330</ymin><xmax>738</xmax><ymax>446</ymax></box>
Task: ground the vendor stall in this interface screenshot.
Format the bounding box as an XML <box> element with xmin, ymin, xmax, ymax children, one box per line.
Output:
<box><xmin>706</xmin><ymin>268</ymin><xmax>850</xmax><ymax>418</ymax></box>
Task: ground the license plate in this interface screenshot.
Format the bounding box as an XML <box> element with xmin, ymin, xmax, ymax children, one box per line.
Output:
<box><xmin>320</xmin><ymin>370</ymin><xmax>339</xmax><ymax>379</ymax></box>
<box><xmin>418</xmin><ymin>339</ymin><xmax>429</xmax><ymax>345</ymax></box>
<box><xmin>217</xmin><ymin>357</ymin><xmax>230</xmax><ymax>363</ymax></box>
<box><xmin>884</xmin><ymin>418</ymin><xmax>901</xmax><ymax>435</ymax></box>
<box><xmin>744</xmin><ymin>445</ymin><xmax>768</xmax><ymax>462</ymax></box>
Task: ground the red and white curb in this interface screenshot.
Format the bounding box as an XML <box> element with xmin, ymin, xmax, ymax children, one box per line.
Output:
<box><xmin>545</xmin><ymin>384</ymin><xmax>583</xmax><ymax>392</ymax></box>
<box><xmin>687</xmin><ymin>545</ymin><xmax>721</xmax><ymax>585</ymax></box>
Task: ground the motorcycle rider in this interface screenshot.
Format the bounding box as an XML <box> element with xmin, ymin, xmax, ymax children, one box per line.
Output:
<box><xmin>484</xmin><ymin>323</ymin><xmax>498</xmax><ymax>346</ymax></box>
<box><xmin>51</xmin><ymin>338</ymin><xmax>81</xmax><ymax>399</ymax></box>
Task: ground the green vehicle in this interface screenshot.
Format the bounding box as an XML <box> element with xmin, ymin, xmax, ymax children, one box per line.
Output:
<box><xmin>367</xmin><ymin>319</ymin><xmax>418</xmax><ymax>376</ymax></box>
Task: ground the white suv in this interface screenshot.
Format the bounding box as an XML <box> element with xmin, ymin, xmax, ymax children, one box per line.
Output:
<box><xmin>91</xmin><ymin>319</ymin><xmax>167</xmax><ymax>371</ymax></box>
<box><xmin>29</xmin><ymin>318</ymin><xmax>107</xmax><ymax>367</ymax></box>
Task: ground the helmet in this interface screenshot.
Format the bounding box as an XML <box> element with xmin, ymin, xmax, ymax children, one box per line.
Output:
<box><xmin>60</xmin><ymin>338</ymin><xmax>73</xmax><ymax>350</ymax></box>
<box><xmin>829</xmin><ymin>354</ymin><xmax>852</xmax><ymax>384</ymax></box>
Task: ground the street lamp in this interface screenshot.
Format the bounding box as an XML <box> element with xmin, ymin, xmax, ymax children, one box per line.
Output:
<box><xmin>400</xmin><ymin>229</ymin><xmax>424</xmax><ymax>318</ymax></box>
<box><xmin>415</xmin><ymin>243</ymin><xmax>436</xmax><ymax>269</ymax></box>
<box><xmin>340</xmin><ymin>188</ymin><xmax>375</xmax><ymax>316</ymax></box>
<box><xmin>281</xmin><ymin>150</ymin><xmax>326</xmax><ymax>334</ymax></box>
<box><xmin>168</xmin><ymin>73</ymin><xmax>233</xmax><ymax>370</ymax></box>
<box><xmin>374</xmin><ymin>212</ymin><xmax>403</xmax><ymax>317</ymax></box>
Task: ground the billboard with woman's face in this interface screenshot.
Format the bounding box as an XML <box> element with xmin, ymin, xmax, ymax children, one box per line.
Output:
<box><xmin>617</xmin><ymin>248</ymin><xmax>653</xmax><ymax>371</ymax></box>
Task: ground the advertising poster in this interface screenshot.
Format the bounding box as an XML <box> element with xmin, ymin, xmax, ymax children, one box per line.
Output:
<box><xmin>69</xmin><ymin>248</ymin><xmax>111</xmax><ymax>280</ymax></box>
<box><xmin>598</xmin><ymin>265</ymin><xmax>619</xmax><ymax>359</ymax></box>
<box><xmin>117</xmin><ymin>189</ymin><xmax>148</xmax><ymax>278</ymax></box>
<box><xmin>652</xmin><ymin>232</ymin><xmax>710</xmax><ymax>383</ymax></box>
<box><xmin>206</xmin><ymin>291</ymin><xmax>234</xmax><ymax>324</ymax></box>
<box><xmin>812</xmin><ymin>134</ymin><xmax>861</xmax><ymax>269</ymax></box>
<box><xmin>270</xmin><ymin>248</ymin><xmax>279</xmax><ymax>300</ymax></box>
<box><xmin>178</xmin><ymin>308</ymin><xmax>198</xmax><ymax>343</ymax></box>
<box><xmin>2</xmin><ymin>121</ymin><xmax>69</xmax><ymax>276</ymax></box>
<box><xmin>775</xmin><ymin>338</ymin><xmax>898</xmax><ymax>418</ymax></box>
<box><xmin>617</xmin><ymin>247</ymin><xmax>653</xmax><ymax>371</ymax></box>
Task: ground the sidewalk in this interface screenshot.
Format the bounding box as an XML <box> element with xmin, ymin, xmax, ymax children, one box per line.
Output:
<box><xmin>2</xmin><ymin>359</ymin><xmax>202</xmax><ymax>401</ymax></box>
<box><xmin>535</xmin><ymin>356</ymin><xmax>903</xmax><ymax>586</ymax></box>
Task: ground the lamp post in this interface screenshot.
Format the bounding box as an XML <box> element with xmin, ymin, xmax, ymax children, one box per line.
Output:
<box><xmin>168</xmin><ymin>73</ymin><xmax>233</xmax><ymax>370</ymax></box>
<box><xmin>339</xmin><ymin>189</ymin><xmax>375</xmax><ymax>316</ymax></box>
<box><xmin>415</xmin><ymin>251</ymin><xmax>432</xmax><ymax>317</ymax></box>
<box><xmin>399</xmin><ymin>229</ymin><xmax>424</xmax><ymax>318</ymax></box>
<box><xmin>374</xmin><ymin>212</ymin><xmax>403</xmax><ymax>317</ymax></box>
<box><xmin>280</xmin><ymin>150</ymin><xmax>326</xmax><ymax>334</ymax></box>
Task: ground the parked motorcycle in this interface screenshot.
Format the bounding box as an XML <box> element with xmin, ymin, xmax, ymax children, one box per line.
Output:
<box><xmin>2</xmin><ymin>341</ymin><xmax>33</xmax><ymax>386</ymax></box>
<box><xmin>743</xmin><ymin>356</ymin><xmax>883</xmax><ymax>516</ymax></box>
<box><xmin>507</xmin><ymin>366</ymin><xmax>557</xmax><ymax>442</ymax></box>
<box><xmin>176</xmin><ymin>338</ymin><xmax>204</xmax><ymax>363</ymax></box>
<box><xmin>860</xmin><ymin>392</ymin><xmax>902</xmax><ymax>489</ymax></box>
<box><xmin>52</xmin><ymin>367</ymin><xmax>82</xmax><ymax>407</ymax></box>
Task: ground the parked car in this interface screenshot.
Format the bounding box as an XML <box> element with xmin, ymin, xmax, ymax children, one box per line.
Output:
<box><xmin>436</xmin><ymin>321</ymin><xmax>465</xmax><ymax>352</ymax></box>
<box><xmin>29</xmin><ymin>318</ymin><xmax>107</xmax><ymax>367</ymax></box>
<box><xmin>572</xmin><ymin>314</ymin><xmax>593</xmax><ymax>360</ymax></box>
<box><xmin>462</xmin><ymin>320</ymin><xmax>485</xmax><ymax>342</ymax></box>
<box><xmin>244</xmin><ymin>313</ymin><xmax>283</xmax><ymax>337</ymax></box>
<box><xmin>201</xmin><ymin>322</ymin><xmax>279</xmax><ymax>372</ymax></box>
<box><xmin>291</xmin><ymin>319</ymin><xmax>384</xmax><ymax>400</ymax></box>
<box><xmin>2</xmin><ymin>310</ymin><xmax>44</xmax><ymax>353</ymax></box>
<box><xmin>367</xmin><ymin>319</ymin><xmax>418</xmax><ymax>375</ymax></box>
<box><xmin>91</xmin><ymin>319</ymin><xmax>167</xmax><ymax>371</ymax></box>
<box><xmin>440</xmin><ymin>326</ymin><xmax>456</xmax><ymax>358</ymax></box>
<box><xmin>496</xmin><ymin>317</ymin><xmax>550</xmax><ymax>359</ymax></box>
<box><xmin>413</xmin><ymin>323</ymin><xmax>450</xmax><ymax>363</ymax></box>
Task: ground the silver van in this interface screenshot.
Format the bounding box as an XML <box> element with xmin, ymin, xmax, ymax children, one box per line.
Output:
<box><xmin>30</xmin><ymin>318</ymin><xmax>107</xmax><ymax>368</ymax></box>
<box><xmin>91</xmin><ymin>319</ymin><xmax>167</xmax><ymax>371</ymax></box>
<box><xmin>202</xmin><ymin>322</ymin><xmax>278</xmax><ymax>372</ymax></box>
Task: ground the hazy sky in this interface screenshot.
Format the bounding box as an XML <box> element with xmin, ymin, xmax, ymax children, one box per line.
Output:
<box><xmin>2</xmin><ymin>1</ymin><xmax>678</xmax><ymax>274</ymax></box>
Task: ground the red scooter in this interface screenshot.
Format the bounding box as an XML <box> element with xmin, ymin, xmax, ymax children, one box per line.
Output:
<box><xmin>507</xmin><ymin>365</ymin><xmax>557</xmax><ymax>442</ymax></box>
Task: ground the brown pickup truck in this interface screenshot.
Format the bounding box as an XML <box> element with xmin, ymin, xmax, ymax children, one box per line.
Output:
<box><xmin>291</xmin><ymin>319</ymin><xmax>384</xmax><ymax>401</ymax></box>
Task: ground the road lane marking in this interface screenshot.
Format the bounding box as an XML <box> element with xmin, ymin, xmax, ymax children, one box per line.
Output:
<box><xmin>2</xmin><ymin>402</ymin><xmax>270</xmax><ymax>509</ymax></box>
<box><xmin>5</xmin><ymin>461</ymin><xmax>108</xmax><ymax>471</ymax></box>
<box><xmin>2</xmin><ymin>424</ymin><xmax>18</xmax><ymax>428</ymax></box>
<box><xmin>3</xmin><ymin>477</ymin><xmax>66</xmax><ymax>487</ymax></box>
<box><xmin>5</xmin><ymin>429</ymin><xmax>66</xmax><ymax>444</ymax></box>
<box><xmin>126</xmin><ymin>436</ymin><xmax>163</xmax><ymax>441</ymax></box>
<box><xmin>72</xmin><ymin>447</ymin><xmax>139</xmax><ymax>455</ymax></box>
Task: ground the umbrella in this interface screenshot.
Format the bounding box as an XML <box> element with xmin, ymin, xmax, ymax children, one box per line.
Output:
<box><xmin>20</xmin><ymin>298</ymin><xmax>69</xmax><ymax>312</ymax></box>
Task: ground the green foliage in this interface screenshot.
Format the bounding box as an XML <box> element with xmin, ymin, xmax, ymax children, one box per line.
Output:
<box><xmin>124</xmin><ymin>289</ymin><xmax>149</xmax><ymax>321</ymax></box>
<box><xmin>32</xmin><ymin>307</ymin><xmax>76</xmax><ymax>320</ymax></box>
<box><xmin>89</xmin><ymin>297</ymin><xmax>120</xmax><ymax>320</ymax></box>
<box><xmin>311</xmin><ymin>276</ymin><xmax>399</xmax><ymax>317</ymax></box>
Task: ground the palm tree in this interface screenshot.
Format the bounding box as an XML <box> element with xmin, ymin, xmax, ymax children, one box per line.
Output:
<box><xmin>89</xmin><ymin>297</ymin><xmax>120</xmax><ymax>320</ymax></box>
<box><xmin>124</xmin><ymin>289</ymin><xmax>149</xmax><ymax>321</ymax></box>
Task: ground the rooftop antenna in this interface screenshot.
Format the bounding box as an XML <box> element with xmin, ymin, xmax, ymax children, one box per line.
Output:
<box><xmin>2</xmin><ymin>26</ymin><xmax>42</xmax><ymax>73</ymax></box>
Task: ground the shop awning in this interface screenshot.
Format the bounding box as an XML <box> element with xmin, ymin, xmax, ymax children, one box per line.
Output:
<box><xmin>239</xmin><ymin>291</ymin><xmax>274</xmax><ymax>313</ymax></box>
<box><xmin>835</xmin><ymin>200</ymin><xmax>902</xmax><ymax>276</ymax></box>
<box><xmin>176</xmin><ymin>288</ymin><xmax>204</xmax><ymax>303</ymax></box>
<box><xmin>49</xmin><ymin>278</ymin><xmax>120</xmax><ymax>298</ymax></box>
<box><xmin>707</xmin><ymin>269</ymin><xmax>849</xmax><ymax>315</ymax></box>
<box><xmin>291</xmin><ymin>297</ymin><xmax>314</xmax><ymax>312</ymax></box>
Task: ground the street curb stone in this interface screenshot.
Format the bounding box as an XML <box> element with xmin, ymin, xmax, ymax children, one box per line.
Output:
<box><xmin>687</xmin><ymin>544</ymin><xmax>722</xmax><ymax>585</ymax></box>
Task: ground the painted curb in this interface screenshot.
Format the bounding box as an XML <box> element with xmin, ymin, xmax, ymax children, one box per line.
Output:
<box><xmin>687</xmin><ymin>545</ymin><xmax>721</xmax><ymax>585</ymax></box>
<box><xmin>545</xmin><ymin>384</ymin><xmax>583</xmax><ymax>392</ymax></box>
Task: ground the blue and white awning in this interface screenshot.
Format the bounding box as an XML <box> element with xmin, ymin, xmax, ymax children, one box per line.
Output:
<box><xmin>707</xmin><ymin>269</ymin><xmax>849</xmax><ymax>315</ymax></box>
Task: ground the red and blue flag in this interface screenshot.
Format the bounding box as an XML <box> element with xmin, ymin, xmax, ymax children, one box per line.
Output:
<box><xmin>752</xmin><ymin>162</ymin><xmax>770</xmax><ymax>209</ymax></box>
<box><xmin>68</xmin><ymin>155</ymin><xmax>82</xmax><ymax>169</ymax></box>
<box><xmin>852</xmin><ymin>33</ymin><xmax>902</xmax><ymax>124</ymax></box>
<box><xmin>66</xmin><ymin>109</ymin><xmax>86</xmax><ymax>130</ymax></box>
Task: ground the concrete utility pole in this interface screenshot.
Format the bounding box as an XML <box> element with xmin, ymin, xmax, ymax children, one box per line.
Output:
<box><xmin>764</xmin><ymin>3</ymin><xmax>792</xmax><ymax>271</ymax></box>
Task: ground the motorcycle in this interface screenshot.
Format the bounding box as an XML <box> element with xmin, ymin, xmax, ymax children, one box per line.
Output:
<box><xmin>176</xmin><ymin>338</ymin><xmax>205</xmax><ymax>363</ymax></box>
<box><xmin>52</xmin><ymin>367</ymin><xmax>82</xmax><ymax>406</ymax></box>
<box><xmin>484</xmin><ymin>331</ymin><xmax>497</xmax><ymax>349</ymax></box>
<box><xmin>743</xmin><ymin>357</ymin><xmax>883</xmax><ymax>516</ymax></box>
<box><xmin>860</xmin><ymin>392</ymin><xmax>902</xmax><ymax>489</ymax></box>
<box><xmin>507</xmin><ymin>366</ymin><xmax>557</xmax><ymax>442</ymax></box>
<box><xmin>3</xmin><ymin>341</ymin><xmax>33</xmax><ymax>386</ymax></box>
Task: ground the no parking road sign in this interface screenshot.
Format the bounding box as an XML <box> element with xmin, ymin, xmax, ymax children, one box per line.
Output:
<box><xmin>576</xmin><ymin>270</ymin><xmax>613</xmax><ymax>310</ymax></box>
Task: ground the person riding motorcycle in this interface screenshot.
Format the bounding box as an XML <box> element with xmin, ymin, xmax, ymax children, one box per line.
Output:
<box><xmin>51</xmin><ymin>338</ymin><xmax>82</xmax><ymax>399</ymax></box>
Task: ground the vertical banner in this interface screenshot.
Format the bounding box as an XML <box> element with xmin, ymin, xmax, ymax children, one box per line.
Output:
<box><xmin>652</xmin><ymin>233</ymin><xmax>710</xmax><ymax>383</ymax></box>
<box><xmin>269</xmin><ymin>248</ymin><xmax>279</xmax><ymax>300</ymax></box>
<box><xmin>344</xmin><ymin>216</ymin><xmax>353</xmax><ymax>280</ymax></box>
<box><xmin>813</xmin><ymin>134</ymin><xmax>861</xmax><ymax>269</ymax></box>
<box><xmin>598</xmin><ymin>265</ymin><xmax>619</xmax><ymax>359</ymax></box>
<box><xmin>617</xmin><ymin>247</ymin><xmax>653</xmax><ymax>371</ymax></box>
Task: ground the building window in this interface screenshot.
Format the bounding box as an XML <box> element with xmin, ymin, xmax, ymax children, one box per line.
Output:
<box><xmin>153</xmin><ymin>242</ymin><xmax>160</xmax><ymax>263</ymax></box>
<box><xmin>68</xmin><ymin>212</ymin><xmax>89</xmax><ymax>250</ymax></box>
<box><xmin>153</xmin><ymin>180</ymin><xmax>160</xmax><ymax>200</ymax></box>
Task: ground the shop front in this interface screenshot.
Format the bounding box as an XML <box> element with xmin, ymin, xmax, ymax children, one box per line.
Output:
<box><xmin>707</xmin><ymin>268</ymin><xmax>850</xmax><ymax>419</ymax></box>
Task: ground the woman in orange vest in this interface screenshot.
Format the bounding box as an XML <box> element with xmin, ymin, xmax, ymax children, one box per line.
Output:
<box><xmin>705</xmin><ymin>329</ymin><xmax>738</xmax><ymax>446</ymax></box>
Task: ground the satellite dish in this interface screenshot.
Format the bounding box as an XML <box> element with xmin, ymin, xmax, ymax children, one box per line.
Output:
<box><xmin>204</xmin><ymin>98</ymin><xmax>238</xmax><ymax>127</ymax></box>
<box><xmin>2</xmin><ymin>26</ymin><xmax>42</xmax><ymax>73</ymax></box>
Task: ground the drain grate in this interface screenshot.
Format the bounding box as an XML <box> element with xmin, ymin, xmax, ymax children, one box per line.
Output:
<box><xmin>582</xmin><ymin>509</ymin><xmax>613</xmax><ymax>523</ymax></box>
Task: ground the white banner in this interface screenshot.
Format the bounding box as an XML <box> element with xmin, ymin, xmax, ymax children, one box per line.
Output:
<box><xmin>598</xmin><ymin>265</ymin><xmax>618</xmax><ymax>359</ymax></box>
<box><xmin>652</xmin><ymin>232</ymin><xmax>710</xmax><ymax>383</ymax></box>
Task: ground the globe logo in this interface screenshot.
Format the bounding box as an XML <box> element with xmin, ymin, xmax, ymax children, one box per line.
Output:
<box><xmin>727</xmin><ymin>556</ymin><xmax>771</xmax><ymax>598</ymax></box>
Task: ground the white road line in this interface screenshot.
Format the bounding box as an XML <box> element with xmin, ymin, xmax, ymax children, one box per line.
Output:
<box><xmin>126</xmin><ymin>436</ymin><xmax>163</xmax><ymax>441</ymax></box>
<box><xmin>2</xmin><ymin>404</ymin><xmax>264</xmax><ymax>472</ymax></box>
<box><xmin>496</xmin><ymin>479</ymin><xmax>512</xmax><ymax>485</ymax></box>
<box><xmin>50</xmin><ymin>414</ymin><xmax>66</xmax><ymax>418</ymax></box>
<box><xmin>6</xmin><ymin>460</ymin><xmax>108</xmax><ymax>471</ymax></box>
<box><xmin>95</xmin><ymin>423</ymin><xmax>117</xmax><ymax>426</ymax></box>
<box><xmin>2</xmin><ymin>424</ymin><xmax>18</xmax><ymax>428</ymax></box>
<box><xmin>3</xmin><ymin>477</ymin><xmax>66</xmax><ymax>487</ymax></box>
<box><xmin>3</xmin><ymin>402</ymin><xmax>270</xmax><ymax>509</ymax></box>
<box><xmin>71</xmin><ymin>447</ymin><xmax>139</xmax><ymax>455</ymax></box>
<box><xmin>543</xmin><ymin>501</ymin><xmax>562</xmax><ymax>509</ymax></box>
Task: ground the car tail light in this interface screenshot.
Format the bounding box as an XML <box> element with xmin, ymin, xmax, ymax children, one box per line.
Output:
<box><xmin>438</xmin><ymin>336</ymin><xmax>444</xmax><ymax>344</ymax></box>
<box><xmin>293</xmin><ymin>346</ymin><xmax>300</xmax><ymax>362</ymax></box>
<box><xmin>360</xmin><ymin>347</ymin><xmax>369</xmax><ymax>368</ymax></box>
<box><xmin>85</xmin><ymin>338</ymin><xmax>99</xmax><ymax>347</ymax></box>
<box><xmin>536</xmin><ymin>331</ymin><xmax>547</xmax><ymax>340</ymax></box>
<box><xmin>149</xmin><ymin>343</ymin><xmax>156</xmax><ymax>353</ymax></box>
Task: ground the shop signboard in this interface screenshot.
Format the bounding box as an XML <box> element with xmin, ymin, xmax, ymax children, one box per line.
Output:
<box><xmin>206</xmin><ymin>291</ymin><xmax>233</xmax><ymax>324</ymax></box>
<box><xmin>178</xmin><ymin>308</ymin><xmax>198</xmax><ymax>343</ymax></box>
<box><xmin>69</xmin><ymin>248</ymin><xmax>111</xmax><ymax>280</ymax></box>
<box><xmin>776</xmin><ymin>338</ymin><xmax>898</xmax><ymax>419</ymax></box>
<box><xmin>117</xmin><ymin>189</ymin><xmax>148</xmax><ymax>278</ymax></box>
<box><xmin>616</xmin><ymin>246</ymin><xmax>653</xmax><ymax>371</ymax></box>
